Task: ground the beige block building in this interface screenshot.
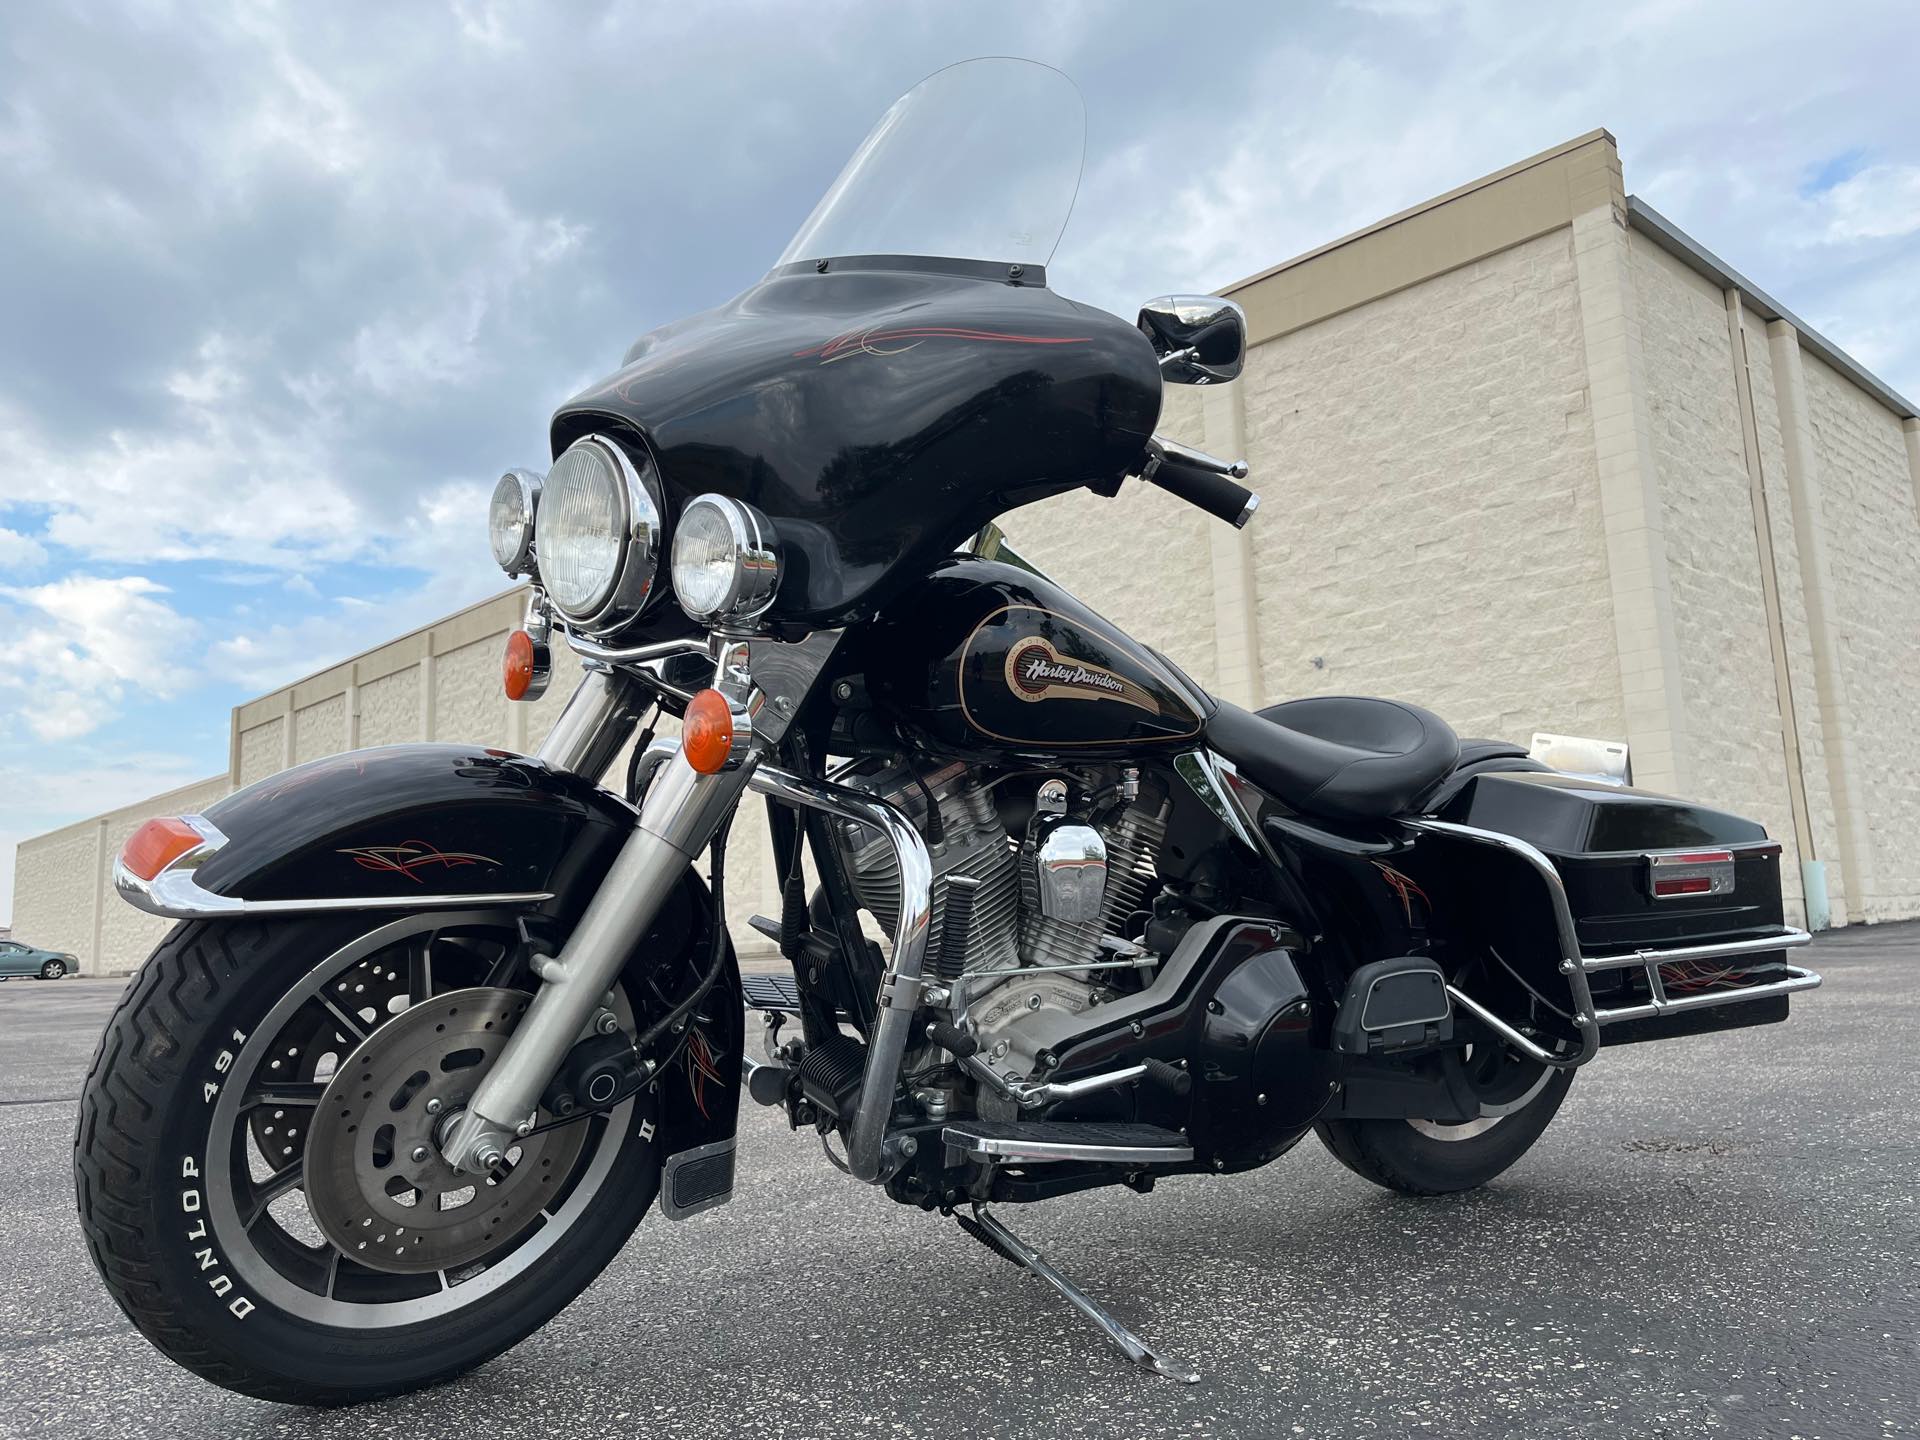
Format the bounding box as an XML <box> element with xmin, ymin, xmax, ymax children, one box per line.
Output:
<box><xmin>13</xmin><ymin>129</ymin><xmax>1919</xmax><ymax>973</ymax></box>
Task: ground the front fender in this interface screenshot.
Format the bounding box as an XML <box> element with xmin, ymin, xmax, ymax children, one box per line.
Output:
<box><xmin>115</xmin><ymin>741</ymin><xmax>745</xmax><ymax>1207</ymax></box>
<box><xmin>117</xmin><ymin>744</ymin><xmax>634</xmax><ymax>918</ymax></box>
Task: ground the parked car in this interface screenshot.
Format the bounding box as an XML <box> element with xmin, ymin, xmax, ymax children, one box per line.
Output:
<box><xmin>0</xmin><ymin>940</ymin><xmax>76</xmax><ymax>979</ymax></box>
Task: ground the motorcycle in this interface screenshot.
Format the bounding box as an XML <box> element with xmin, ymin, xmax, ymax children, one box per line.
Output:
<box><xmin>78</xmin><ymin>58</ymin><xmax>1822</xmax><ymax>1402</ymax></box>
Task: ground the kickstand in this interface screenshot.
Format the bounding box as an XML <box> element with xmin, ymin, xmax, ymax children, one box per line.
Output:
<box><xmin>957</xmin><ymin>1203</ymin><xmax>1201</xmax><ymax>1384</ymax></box>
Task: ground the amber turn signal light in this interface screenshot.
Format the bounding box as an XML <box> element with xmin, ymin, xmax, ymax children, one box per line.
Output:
<box><xmin>122</xmin><ymin>817</ymin><xmax>205</xmax><ymax>881</ymax></box>
<box><xmin>503</xmin><ymin>629</ymin><xmax>548</xmax><ymax>702</ymax></box>
<box><xmin>682</xmin><ymin>688</ymin><xmax>739</xmax><ymax>774</ymax></box>
<box><xmin>503</xmin><ymin>630</ymin><xmax>535</xmax><ymax>700</ymax></box>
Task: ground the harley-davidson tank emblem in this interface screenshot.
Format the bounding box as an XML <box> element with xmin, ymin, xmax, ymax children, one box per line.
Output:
<box><xmin>1004</xmin><ymin>636</ymin><xmax>1162</xmax><ymax>715</ymax></box>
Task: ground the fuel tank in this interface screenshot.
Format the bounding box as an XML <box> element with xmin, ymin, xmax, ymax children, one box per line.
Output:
<box><xmin>857</xmin><ymin>557</ymin><xmax>1212</xmax><ymax>759</ymax></box>
<box><xmin>551</xmin><ymin>259</ymin><xmax>1162</xmax><ymax>628</ymax></box>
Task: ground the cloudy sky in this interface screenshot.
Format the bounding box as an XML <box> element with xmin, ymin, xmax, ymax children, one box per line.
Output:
<box><xmin>1</xmin><ymin>0</ymin><xmax>1913</xmax><ymax>922</ymax></box>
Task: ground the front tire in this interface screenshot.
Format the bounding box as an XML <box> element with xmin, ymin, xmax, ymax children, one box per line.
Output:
<box><xmin>1315</xmin><ymin>1044</ymin><xmax>1572</xmax><ymax>1196</ymax></box>
<box><xmin>73</xmin><ymin>912</ymin><xmax>661</xmax><ymax>1405</ymax></box>
<box><xmin>40</xmin><ymin>958</ymin><xmax>66</xmax><ymax>979</ymax></box>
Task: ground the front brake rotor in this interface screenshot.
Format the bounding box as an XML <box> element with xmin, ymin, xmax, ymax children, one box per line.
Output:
<box><xmin>303</xmin><ymin>986</ymin><xmax>587</xmax><ymax>1274</ymax></box>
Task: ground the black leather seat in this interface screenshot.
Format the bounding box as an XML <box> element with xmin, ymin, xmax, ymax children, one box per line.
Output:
<box><xmin>1206</xmin><ymin>695</ymin><xmax>1461</xmax><ymax>822</ymax></box>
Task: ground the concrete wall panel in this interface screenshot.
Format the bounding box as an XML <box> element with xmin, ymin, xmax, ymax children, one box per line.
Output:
<box><xmin>1631</xmin><ymin>239</ymin><xmax>1804</xmax><ymax>905</ymax></box>
<box><xmin>1803</xmin><ymin>356</ymin><xmax>1920</xmax><ymax>918</ymax></box>
<box><xmin>1243</xmin><ymin>228</ymin><xmax>1622</xmax><ymax>744</ymax></box>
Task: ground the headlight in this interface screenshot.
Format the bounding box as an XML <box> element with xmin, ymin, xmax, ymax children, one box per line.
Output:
<box><xmin>536</xmin><ymin>435</ymin><xmax>663</xmax><ymax>632</ymax></box>
<box><xmin>488</xmin><ymin>468</ymin><xmax>541</xmax><ymax>575</ymax></box>
<box><xmin>671</xmin><ymin>494</ymin><xmax>779</xmax><ymax>623</ymax></box>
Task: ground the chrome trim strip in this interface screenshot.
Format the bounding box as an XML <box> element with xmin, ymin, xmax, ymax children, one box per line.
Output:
<box><xmin>115</xmin><ymin>859</ymin><xmax>555</xmax><ymax>921</ymax></box>
<box><xmin>1174</xmin><ymin>751</ymin><xmax>1264</xmax><ymax>856</ymax></box>
<box><xmin>748</xmin><ymin>761</ymin><xmax>931</xmax><ymax>1185</ymax></box>
<box><xmin>1581</xmin><ymin>928</ymin><xmax>1813</xmax><ymax>973</ymax></box>
<box><xmin>560</xmin><ymin>634</ymin><xmax>707</xmax><ymax>668</ymax></box>
<box><xmin>1590</xmin><ymin>965</ymin><xmax>1823</xmax><ymax>1023</ymax></box>
<box><xmin>942</xmin><ymin>1127</ymin><xmax>1194</xmax><ymax>1165</ymax></box>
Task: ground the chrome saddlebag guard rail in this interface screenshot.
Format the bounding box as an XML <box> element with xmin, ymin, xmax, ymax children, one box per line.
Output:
<box><xmin>1407</xmin><ymin>818</ymin><xmax>1821</xmax><ymax>1068</ymax></box>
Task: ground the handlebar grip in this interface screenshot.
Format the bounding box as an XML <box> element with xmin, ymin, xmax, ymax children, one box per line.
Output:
<box><xmin>1142</xmin><ymin>442</ymin><xmax>1259</xmax><ymax>529</ymax></box>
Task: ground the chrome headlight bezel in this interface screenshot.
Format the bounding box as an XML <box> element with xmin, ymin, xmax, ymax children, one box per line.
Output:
<box><xmin>488</xmin><ymin>468</ymin><xmax>542</xmax><ymax>576</ymax></box>
<box><xmin>536</xmin><ymin>434</ymin><xmax>665</xmax><ymax>635</ymax></box>
<box><xmin>670</xmin><ymin>493</ymin><xmax>780</xmax><ymax>623</ymax></box>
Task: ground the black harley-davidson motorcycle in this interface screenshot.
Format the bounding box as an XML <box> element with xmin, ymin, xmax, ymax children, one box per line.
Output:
<box><xmin>78</xmin><ymin>59</ymin><xmax>1821</xmax><ymax>1401</ymax></box>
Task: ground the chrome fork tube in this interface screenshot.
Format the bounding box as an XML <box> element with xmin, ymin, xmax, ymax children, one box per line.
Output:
<box><xmin>746</xmin><ymin>763</ymin><xmax>932</xmax><ymax>1183</ymax></box>
<box><xmin>443</xmin><ymin>738</ymin><xmax>756</xmax><ymax>1172</ymax></box>
<box><xmin>535</xmin><ymin>664</ymin><xmax>646</xmax><ymax>778</ymax></box>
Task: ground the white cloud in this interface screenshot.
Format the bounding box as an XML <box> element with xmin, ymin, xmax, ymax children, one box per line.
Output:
<box><xmin>203</xmin><ymin>479</ymin><xmax>504</xmax><ymax>693</ymax></box>
<box><xmin>0</xmin><ymin>527</ymin><xmax>46</xmax><ymax>570</ymax></box>
<box><xmin>4</xmin><ymin>575</ymin><xmax>200</xmax><ymax>741</ymax></box>
<box><xmin>1818</xmin><ymin>163</ymin><xmax>1920</xmax><ymax>243</ymax></box>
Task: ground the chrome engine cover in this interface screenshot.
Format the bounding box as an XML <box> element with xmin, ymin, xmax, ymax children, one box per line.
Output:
<box><xmin>835</xmin><ymin>760</ymin><xmax>1021</xmax><ymax>980</ymax></box>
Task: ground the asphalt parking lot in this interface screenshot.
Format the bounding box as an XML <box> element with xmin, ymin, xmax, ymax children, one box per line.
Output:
<box><xmin>2</xmin><ymin>925</ymin><xmax>1915</xmax><ymax>1440</ymax></box>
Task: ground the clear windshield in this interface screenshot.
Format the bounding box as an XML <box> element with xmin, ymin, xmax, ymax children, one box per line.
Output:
<box><xmin>778</xmin><ymin>58</ymin><xmax>1085</xmax><ymax>269</ymax></box>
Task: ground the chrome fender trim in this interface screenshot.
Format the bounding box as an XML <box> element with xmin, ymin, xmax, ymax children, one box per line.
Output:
<box><xmin>114</xmin><ymin>815</ymin><xmax>553</xmax><ymax>920</ymax></box>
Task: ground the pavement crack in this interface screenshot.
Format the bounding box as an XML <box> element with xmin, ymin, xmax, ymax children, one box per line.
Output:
<box><xmin>0</xmin><ymin>1095</ymin><xmax>79</xmax><ymax>1107</ymax></box>
<box><xmin>0</xmin><ymin>1323</ymin><xmax>128</xmax><ymax>1355</ymax></box>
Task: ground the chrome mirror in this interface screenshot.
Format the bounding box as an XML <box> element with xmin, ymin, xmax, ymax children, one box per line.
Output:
<box><xmin>1137</xmin><ymin>295</ymin><xmax>1246</xmax><ymax>385</ymax></box>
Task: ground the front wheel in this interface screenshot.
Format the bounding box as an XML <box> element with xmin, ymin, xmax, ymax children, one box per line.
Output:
<box><xmin>73</xmin><ymin>911</ymin><xmax>661</xmax><ymax>1405</ymax></box>
<box><xmin>40</xmin><ymin>958</ymin><xmax>67</xmax><ymax>979</ymax></box>
<box><xmin>1315</xmin><ymin>1043</ymin><xmax>1573</xmax><ymax>1196</ymax></box>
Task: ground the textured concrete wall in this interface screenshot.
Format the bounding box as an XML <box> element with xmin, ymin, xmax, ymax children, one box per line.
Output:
<box><xmin>1630</xmin><ymin>239</ymin><xmax>1805</xmax><ymax>909</ymax></box>
<box><xmin>1802</xmin><ymin>356</ymin><xmax>1920</xmax><ymax>918</ymax></box>
<box><xmin>11</xmin><ymin>774</ymin><xmax>229</xmax><ymax>975</ymax></box>
<box><xmin>293</xmin><ymin>694</ymin><xmax>347</xmax><ymax>766</ymax></box>
<box><xmin>9</xmin><ymin>822</ymin><xmax>101</xmax><ymax>972</ymax></box>
<box><xmin>1737</xmin><ymin>308</ymin><xmax>1850</xmax><ymax>923</ymax></box>
<box><xmin>1241</xmin><ymin>229</ymin><xmax>1622</xmax><ymax>743</ymax></box>
<box><xmin>236</xmin><ymin>716</ymin><xmax>285</xmax><ymax>788</ymax></box>
<box><xmin>358</xmin><ymin>668</ymin><xmax>421</xmax><ymax>748</ymax></box>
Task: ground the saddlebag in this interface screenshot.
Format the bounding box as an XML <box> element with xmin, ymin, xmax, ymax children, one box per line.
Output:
<box><xmin>1428</xmin><ymin>771</ymin><xmax>1818</xmax><ymax>1048</ymax></box>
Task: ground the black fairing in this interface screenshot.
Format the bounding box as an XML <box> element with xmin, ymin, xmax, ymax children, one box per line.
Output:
<box><xmin>194</xmin><ymin>745</ymin><xmax>632</xmax><ymax>905</ymax></box>
<box><xmin>855</xmin><ymin>556</ymin><xmax>1211</xmax><ymax>758</ymax></box>
<box><xmin>551</xmin><ymin>261</ymin><xmax>1162</xmax><ymax>627</ymax></box>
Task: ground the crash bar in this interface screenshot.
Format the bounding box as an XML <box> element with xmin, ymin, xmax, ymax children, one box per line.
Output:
<box><xmin>1407</xmin><ymin>819</ymin><xmax>1822</xmax><ymax>1063</ymax></box>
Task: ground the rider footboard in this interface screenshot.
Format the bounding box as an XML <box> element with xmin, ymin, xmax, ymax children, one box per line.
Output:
<box><xmin>1412</xmin><ymin>770</ymin><xmax>1820</xmax><ymax>1059</ymax></box>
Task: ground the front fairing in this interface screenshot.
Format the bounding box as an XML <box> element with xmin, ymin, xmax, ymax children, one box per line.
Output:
<box><xmin>551</xmin><ymin>259</ymin><xmax>1161</xmax><ymax>628</ymax></box>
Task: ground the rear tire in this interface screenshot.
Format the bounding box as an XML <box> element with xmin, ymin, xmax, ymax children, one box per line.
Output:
<box><xmin>1315</xmin><ymin>1047</ymin><xmax>1572</xmax><ymax>1196</ymax></box>
<box><xmin>73</xmin><ymin>913</ymin><xmax>662</xmax><ymax>1405</ymax></box>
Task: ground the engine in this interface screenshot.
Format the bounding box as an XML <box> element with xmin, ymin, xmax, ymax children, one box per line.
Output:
<box><xmin>831</xmin><ymin>759</ymin><xmax>1168</xmax><ymax>986</ymax></box>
